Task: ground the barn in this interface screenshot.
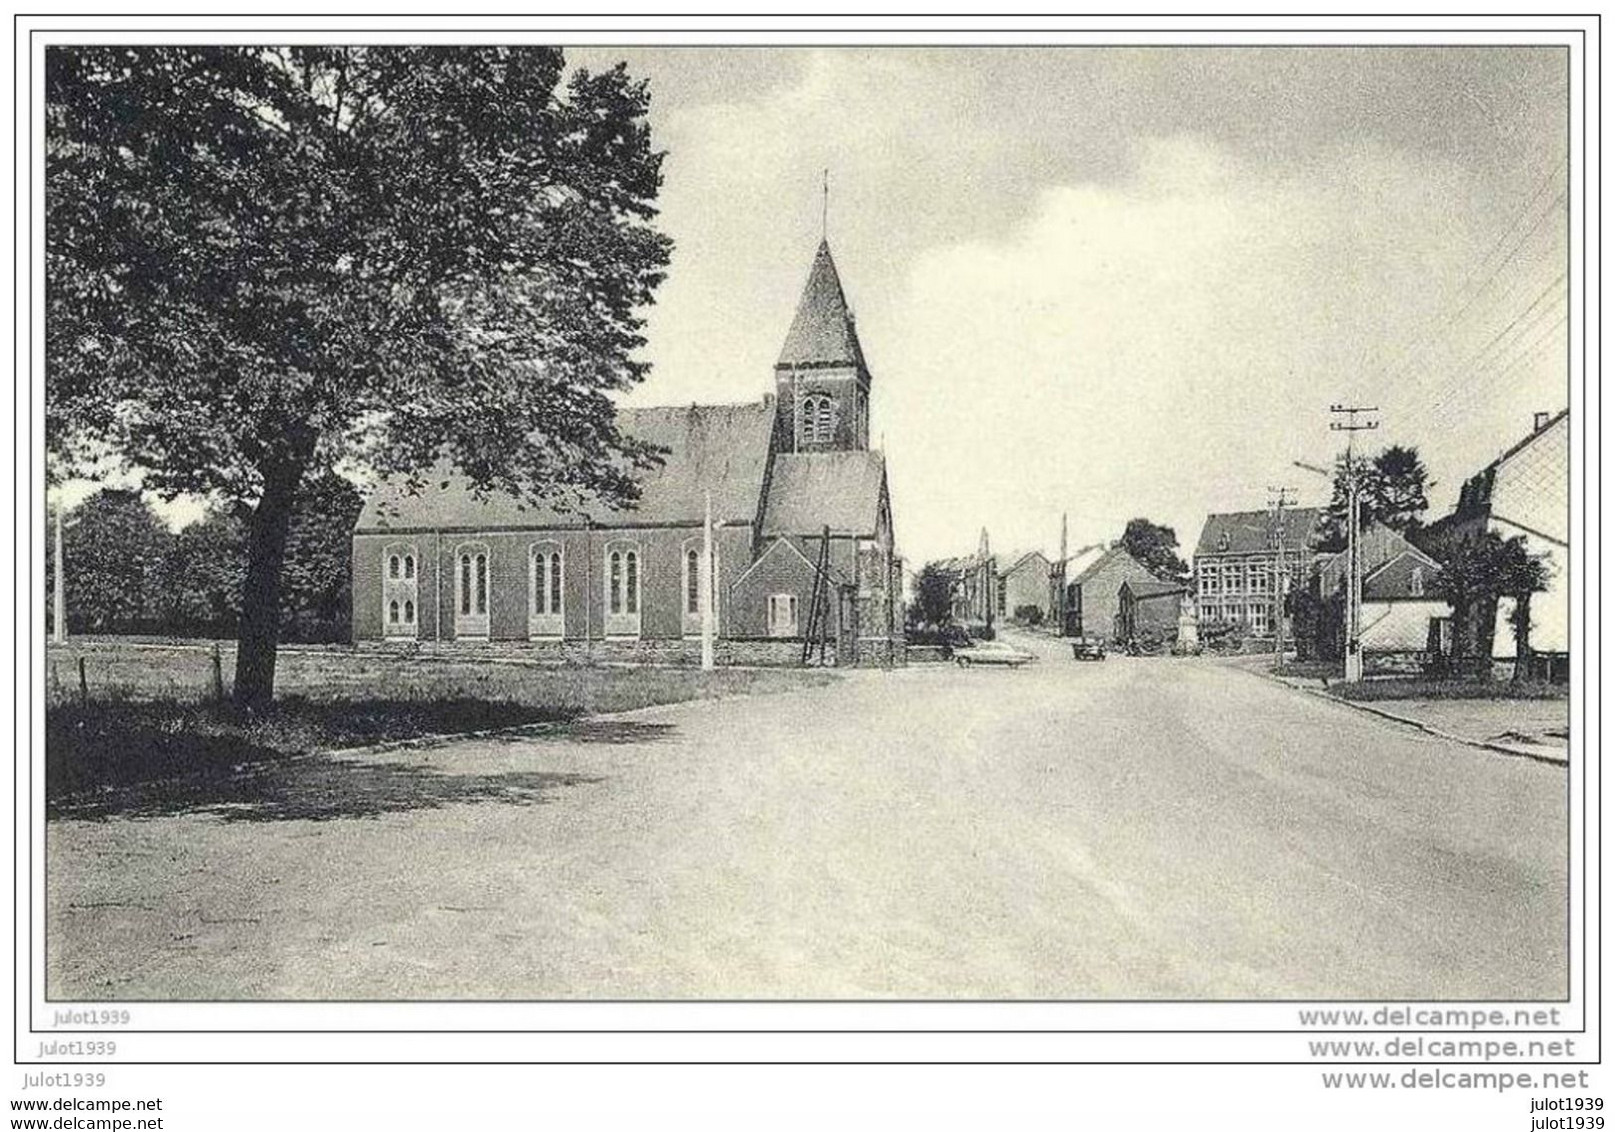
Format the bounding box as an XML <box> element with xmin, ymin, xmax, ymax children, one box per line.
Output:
<box><xmin>351</xmin><ymin>240</ymin><xmax>903</xmax><ymax>666</ymax></box>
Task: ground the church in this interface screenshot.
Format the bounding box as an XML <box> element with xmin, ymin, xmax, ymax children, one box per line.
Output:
<box><xmin>351</xmin><ymin>239</ymin><xmax>903</xmax><ymax>666</ymax></box>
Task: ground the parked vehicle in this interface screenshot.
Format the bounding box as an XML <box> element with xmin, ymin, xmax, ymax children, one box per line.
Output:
<box><xmin>954</xmin><ymin>641</ymin><xmax>1036</xmax><ymax>668</ymax></box>
<box><xmin>1070</xmin><ymin>636</ymin><xmax>1107</xmax><ymax>661</ymax></box>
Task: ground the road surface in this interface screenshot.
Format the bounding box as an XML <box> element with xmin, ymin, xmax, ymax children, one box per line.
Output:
<box><xmin>48</xmin><ymin>635</ymin><xmax>1567</xmax><ymax>1000</ymax></box>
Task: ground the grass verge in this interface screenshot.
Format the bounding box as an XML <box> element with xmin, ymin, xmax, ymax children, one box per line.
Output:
<box><xmin>1324</xmin><ymin>678</ymin><xmax>1568</xmax><ymax>703</ymax></box>
<box><xmin>46</xmin><ymin>643</ymin><xmax>839</xmax><ymax>820</ymax></box>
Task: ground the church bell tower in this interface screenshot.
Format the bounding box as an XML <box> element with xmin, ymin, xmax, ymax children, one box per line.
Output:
<box><xmin>774</xmin><ymin>240</ymin><xmax>871</xmax><ymax>453</ymax></box>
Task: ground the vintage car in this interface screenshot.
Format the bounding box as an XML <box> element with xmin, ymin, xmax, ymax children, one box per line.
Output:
<box><xmin>953</xmin><ymin>640</ymin><xmax>1037</xmax><ymax>668</ymax></box>
<box><xmin>1070</xmin><ymin>636</ymin><xmax>1108</xmax><ymax>661</ymax></box>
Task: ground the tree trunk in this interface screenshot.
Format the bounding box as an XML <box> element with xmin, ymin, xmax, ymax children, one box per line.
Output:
<box><xmin>1512</xmin><ymin>593</ymin><xmax>1534</xmax><ymax>683</ymax></box>
<box><xmin>233</xmin><ymin>460</ymin><xmax>306</xmax><ymax>710</ymax></box>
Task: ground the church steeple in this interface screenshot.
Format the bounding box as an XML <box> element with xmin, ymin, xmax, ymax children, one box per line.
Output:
<box><xmin>774</xmin><ymin>240</ymin><xmax>871</xmax><ymax>452</ymax></box>
<box><xmin>777</xmin><ymin>240</ymin><xmax>866</xmax><ymax>372</ymax></box>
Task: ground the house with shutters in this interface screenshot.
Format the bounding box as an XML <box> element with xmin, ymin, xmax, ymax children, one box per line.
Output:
<box><xmin>351</xmin><ymin>239</ymin><xmax>903</xmax><ymax>666</ymax></box>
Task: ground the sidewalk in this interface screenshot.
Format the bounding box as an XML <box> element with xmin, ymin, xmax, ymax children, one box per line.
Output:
<box><xmin>1236</xmin><ymin>658</ymin><xmax>1569</xmax><ymax>765</ymax></box>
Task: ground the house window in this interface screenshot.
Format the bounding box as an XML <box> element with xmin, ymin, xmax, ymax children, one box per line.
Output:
<box><xmin>382</xmin><ymin>543</ymin><xmax>420</xmax><ymax>639</ymax></box>
<box><xmin>1409</xmin><ymin>566</ymin><xmax>1425</xmax><ymax>597</ymax></box>
<box><xmin>1251</xmin><ymin>603</ymin><xmax>1271</xmax><ymax>634</ymax></box>
<box><xmin>768</xmin><ymin>594</ymin><xmax>799</xmax><ymax>637</ymax></box>
<box><xmin>605</xmin><ymin>542</ymin><xmax>642</xmax><ymax>637</ymax></box>
<box><xmin>686</xmin><ymin>548</ymin><xmax>700</xmax><ymax>615</ymax></box>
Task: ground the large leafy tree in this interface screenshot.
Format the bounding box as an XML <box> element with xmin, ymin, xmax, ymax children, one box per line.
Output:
<box><xmin>1120</xmin><ymin>518</ymin><xmax>1189</xmax><ymax>584</ymax></box>
<box><xmin>1316</xmin><ymin>445</ymin><xmax>1432</xmax><ymax>552</ymax></box>
<box><xmin>47</xmin><ymin>46</ymin><xmax>671</xmax><ymax>706</ymax></box>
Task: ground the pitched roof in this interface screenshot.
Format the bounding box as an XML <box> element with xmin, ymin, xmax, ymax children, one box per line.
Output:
<box><xmin>1319</xmin><ymin>525</ymin><xmax>1439</xmax><ymax>596</ymax></box>
<box><xmin>1194</xmin><ymin>508</ymin><xmax>1323</xmax><ymax>557</ymax></box>
<box><xmin>355</xmin><ymin>401</ymin><xmax>777</xmax><ymax>533</ymax></box>
<box><xmin>776</xmin><ymin>240</ymin><xmax>867</xmax><ymax>371</ymax></box>
<box><xmin>1065</xmin><ymin>543</ymin><xmax>1112</xmax><ymax>583</ymax></box>
<box><xmin>998</xmin><ymin>549</ymin><xmax>1051</xmax><ymax>577</ymax></box>
<box><xmin>761</xmin><ymin>450</ymin><xmax>887</xmax><ymax>538</ymax></box>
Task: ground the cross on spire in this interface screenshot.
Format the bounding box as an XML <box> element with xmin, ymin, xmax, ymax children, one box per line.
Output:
<box><xmin>822</xmin><ymin>168</ymin><xmax>829</xmax><ymax>241</ymax></box>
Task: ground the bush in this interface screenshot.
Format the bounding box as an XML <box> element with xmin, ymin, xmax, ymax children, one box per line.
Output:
<box><xmin>1012</xmin><ymin>604</ymin><xmax>1045</xmax><ymax>626</ymax></box>
<box><xmin>1198</xmin><ymin>618</ymin><xmax>1247</xmax><ymax>653</ymax></box>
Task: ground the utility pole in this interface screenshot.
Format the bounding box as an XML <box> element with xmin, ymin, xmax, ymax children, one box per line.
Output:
<box><xmin>1266</xmin><ymin>486</ymin><xmax>1296</xmax><ymax>670</ymax></box>
<box><xmin>1330</xmin><ymin>405</ymin><xmax>1380</xmax><ymax>683</ymax></box>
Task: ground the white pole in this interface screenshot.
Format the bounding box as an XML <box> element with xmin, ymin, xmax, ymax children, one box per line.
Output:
<box><xmin>52</xmin><ymin>498</ymin><xmax>66</xmax><ymax>645</ymax></box>
<box><xmin>701</xmin><ymin>490</ymin><xmax>715</xmax><ymax>671</ymax></box>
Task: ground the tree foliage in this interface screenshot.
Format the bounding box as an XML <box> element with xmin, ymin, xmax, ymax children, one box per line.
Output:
<box><xmin>47</xmin><ymin>46</ymin><xmax>671</xmax><ymax>704</ymax></box>
<box><xmin>913</xmin><ymin>563</ymin><xmax>957</xmax><ymax>627</ymax></box>
<box><xmin>1120</xmin><ymin>518</ymin><xmax>1189</xmax><ymax>583</ymax></box>
<box><xmin>1432</xmin><ymin>531</ymin><xmax>1547</xmax><ymax>669</ymax></box>
<box><xmin>50</xmin><ymin>475</ymin><xmax>365</xmax><ymax>641</ymax></box>
<box><xmin>60</xmin><ymin>489</ymin><xmax>170</xmax><ymax>632</ymax></box>
<box><xmin>1316</xmin><ymin>445</ymin><xmax>1432</xmax><ymax>552</ymax></box>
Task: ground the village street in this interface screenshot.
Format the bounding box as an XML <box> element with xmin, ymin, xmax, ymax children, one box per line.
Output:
<box><xmin>48</xmin><ymin>634</ymin><xmax>1566</xmax><ymax>1002</ymax></box>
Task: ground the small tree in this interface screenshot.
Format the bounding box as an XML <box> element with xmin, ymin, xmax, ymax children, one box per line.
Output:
<box><xmin>914</xmin><ymin>563</ymin><xmax>957</xmax><ymax>627</ymax></box>
<box><xmin>1495</xmin><ymin>536</ymin><xmax>1549</xmax><ymax>681</ymax></box>
<box><xmin>1432</xmin><ymin>530</ymin><xmax>1542</xmax><ymax>677</ymax></box>
<box><xmin>1121</xmin><ymin>518</ymin><xmax>1189</xmax><ymax>583</ymax></box>
<box><xmin>60</xmin><ymin>488</ymin><xmax>172</xmax><ymax>633</ymax></box>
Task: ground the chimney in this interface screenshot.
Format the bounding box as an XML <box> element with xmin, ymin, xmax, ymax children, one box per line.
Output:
<box><xmin>1534</xmin><ymin>411</ymin><xmax>1551</xmax><ymax>433</ymax></box>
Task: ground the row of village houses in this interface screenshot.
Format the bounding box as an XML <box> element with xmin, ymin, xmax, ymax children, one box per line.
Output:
<box><xmin>937</xmin><ymin>408</ymin><xmax>1569</xmax><ymax>681</ymax></box>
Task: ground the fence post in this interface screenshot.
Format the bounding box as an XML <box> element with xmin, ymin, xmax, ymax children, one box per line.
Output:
<box><xmin>77</xmin><ymin>656</ymin><xmax>89</xmax><ymax>705</ymax></box>
<box><xmin>211</xmin><ymin>643</ymin><xmax>225</xmax><ymax>702</ymax></box>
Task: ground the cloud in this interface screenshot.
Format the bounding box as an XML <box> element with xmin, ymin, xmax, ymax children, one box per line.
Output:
<box><xmin>879</xmin><ymin>133</ymin><xmax>1545</xmax><ymax>563</ymax></box>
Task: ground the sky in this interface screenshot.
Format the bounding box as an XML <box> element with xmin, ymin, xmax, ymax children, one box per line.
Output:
<box><xmin>569</xmin><ymin>45</ymin><xmax>1570</xmax><ymax>567</ymax></box>
<box><xmin>55</xmin><ymin>46</ymin><xmax>1571</xmax><ymax>570</ymax></box>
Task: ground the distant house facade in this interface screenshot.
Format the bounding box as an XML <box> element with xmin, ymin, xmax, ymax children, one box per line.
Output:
<box><xmin>1063</xmin><ymin>544</ymin><xmax>1160</xmax><ymax>641</ymax></box>
<box><xmin>1193</xmin><ymin>508</ymin><xmax>1322</xmax><ymax>638</ymax></box>
<box><xmin>352</xmin><ymin>240</ymin><xmax>903</xmax><ymax>667</ymax></box>
<box><xmin>1421</xmin><ymin>409</ymin><xmax>1569</xmax><ymax>681</ymax></box>
<box><xmin>996</xmin><ymin>549</ymin><xmax>1054</xmax><ymax>623</ymax></box>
